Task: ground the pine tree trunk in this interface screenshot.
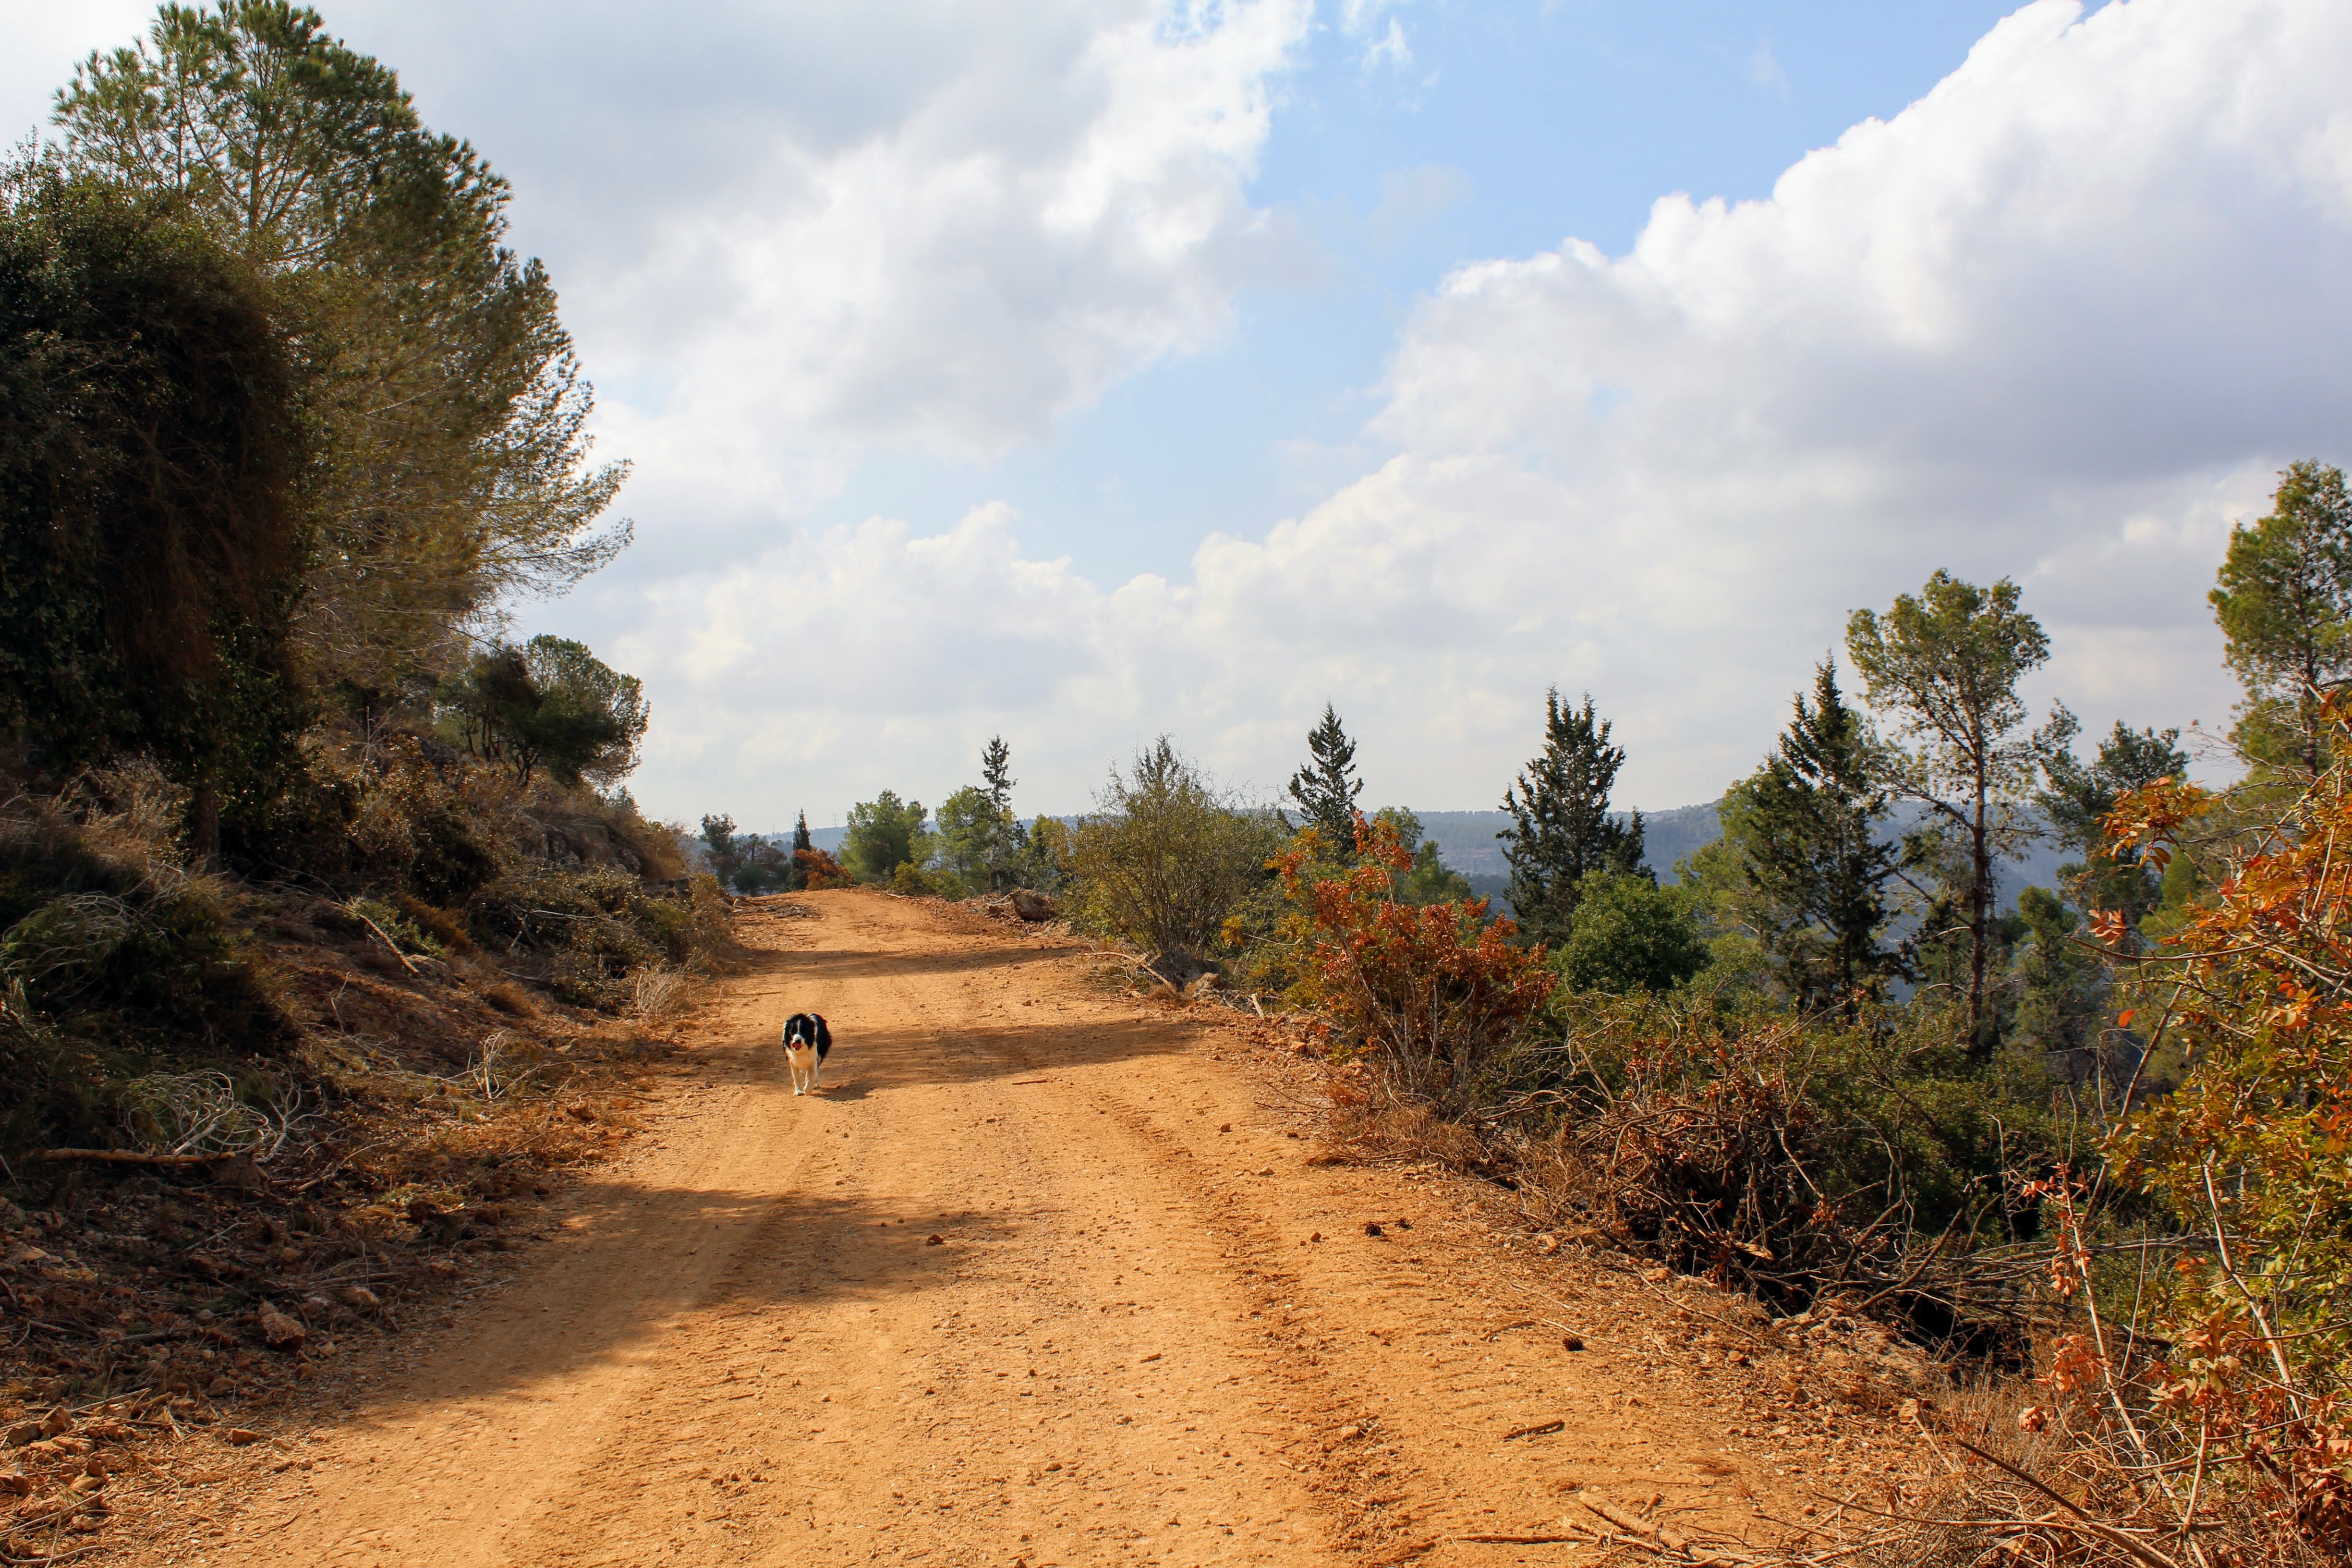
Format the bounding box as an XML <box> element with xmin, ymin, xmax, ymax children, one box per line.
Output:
<box><xmin>1968</xmin><ymin>765</ymin><xmax>1992</xmax><ymax>1059</ymax></box>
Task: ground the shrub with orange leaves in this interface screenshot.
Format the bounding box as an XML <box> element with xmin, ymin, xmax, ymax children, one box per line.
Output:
<box><xmin>2097</xmin><ymin>703</ymin><xmax>2352</xmax><ymax>1552</ymax></box>
<box><xmin>1273</xmin><ymin>814</ymin><xmax>1553</xmax><ymax>1117</ymax></box>
<box><xmin>794</xmin><ymin>847</ymin><xmax>855</xmax><ymax>889</ymax></box>
<box><xmin>2104</xmin><ymin>742</ymin><xmax>2352</xmax><ymax>1375</ymax></box>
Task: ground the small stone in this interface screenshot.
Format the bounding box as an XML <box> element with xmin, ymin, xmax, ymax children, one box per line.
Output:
<box><xmin>339</xmin><ymin>1286</ymin><xmax>381</xmax><ymax>1310</ymax></box>
<box><xmin>257</xmin><ymin>1305</ymin><xmax>307</xmax><ymax>1349</ymax></box>
<box><xmin>1218</xmin><ymin>1124</ymin><xmax>1231</xmax><ymax>1134</ymax></box>
<box><xmin>1255</xmin><ymin>1167</ymin><xmax>1274</xmax><ymax>1178</ymax></box>
<box><xmin>925</xmin><ymin>1235</ymin><xmax>944</xmax><ymax>1246</ymax></box>
<box><xmin>1364</xmin><ymin>1222</ymin><xmax>1384</xmax><ymax>1237</ymax></box>
<box><xmin>1337</xmin><ymin>1424</ymin><xmax>1362</xmax><ymax>1441</ymax></box>
<box><xmin>1562</xmin><ymin>1334</ymin><xmax>1585</xmax><ymax>1352</ymax></box>
<box><xmin>222</xmin><ymin>1429</ymin><xmax>263</xmax><ymax>1447</ymax></box>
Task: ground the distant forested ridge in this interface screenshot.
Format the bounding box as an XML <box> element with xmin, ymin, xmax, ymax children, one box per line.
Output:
<box><xmin>1409</xmin><ymin>801</ymin><xmax>2065</xmax><ymax>907</ymax></box>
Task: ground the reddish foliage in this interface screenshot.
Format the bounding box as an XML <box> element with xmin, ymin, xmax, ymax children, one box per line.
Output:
<box><xmin>794</xmin><ymin>847</ymin><xmax>854</xmax><ymax>889</ymax></box>
<box><xmin>1274</xmin><ymin>815</ymin><xmax>1552</xmax><ymax>1115</ymax></box>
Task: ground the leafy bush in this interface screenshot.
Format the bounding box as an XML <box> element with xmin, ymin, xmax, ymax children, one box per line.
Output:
<box><xmin>842</xmin><ymin>790</ymin><xmax>930</xmax><ymax>883</ymax></box>
<box><xmin>1555</xmin><ymin>871</ymin><xmax>1710</xmax><ymax>995</ymax></box>
<box><xmin>1069</xmin><ymin>738</ymin><xmax>1282</xmax><ymax>961</ymax></box>
<box><xmin>2085</xmin><ymin>714</ymin><xmax>2352</xmax><ymax>1547</ymax></box>
<box><xmin>795</xmin><ymin>847</ymin><xmax>854</xmax><ymax>889</ymax></box>
<box><xmin>1275</xmin><ymin>815</ymin><xmax>1552</xmax><ymax>1117</ymax></box>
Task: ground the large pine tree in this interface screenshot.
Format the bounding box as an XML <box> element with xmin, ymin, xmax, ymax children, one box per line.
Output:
<box><xmin>1718</xmin><ymin>661</ymin><xmax>1900</xmax><ymax>1016</ymax></box>
<box><xmin>1287</xmin><ymin>705</ymin><xmax>1364</xmax><ymax>855</ymax></box>
<box><xmin>1498</xmin><ymin>690</ymin><xmax>1644</xmax><ymax>943</ymax></box>
<box><xmin>1847</xmin><ymin>571</ymin><xmax>2057</xmax><ymax>1058</ymax></box>
<box><xmin>2208</xmin><ymin>462</ymin><xmax>2352</xmax><ymax>777</ymax></box>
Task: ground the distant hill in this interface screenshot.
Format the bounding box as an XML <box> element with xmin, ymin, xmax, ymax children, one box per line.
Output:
<box><xmin>1401</xmin><ymin>801</ymin><xmax>2072</xmax><ymax>913</ymax></box>
<box><xmin>1405</xmin><ymin>806</ymin><xmax>1719</xmax><ymax>882</ymax></box>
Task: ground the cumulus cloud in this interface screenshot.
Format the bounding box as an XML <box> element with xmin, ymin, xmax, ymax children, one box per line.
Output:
<box><xmin>568</xmin><ymin>0</ymin><xmax>1312</xmax><ymax>476</ymax></box>
<box><xmin>612</xmin><ymin>0</ymin><xmax>2352</xmax><ymax>824</ymax></box>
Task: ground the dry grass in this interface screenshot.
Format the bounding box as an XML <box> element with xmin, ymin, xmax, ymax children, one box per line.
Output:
<box><xmin>630</xmin><ymin>966</ymin><xmax>690</xmax><ymax>1022</ymax></box>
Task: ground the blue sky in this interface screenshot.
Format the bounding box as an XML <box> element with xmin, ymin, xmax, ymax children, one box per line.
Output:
<box><xmin>801</xmin><ymin>2</ymin><xmax>2025</xmax><ymax>584</ymax></box>
<box><xmin>4</xmin><ymin>1</ymin><xmax>2338</xmax><ymax>828</ymax></box>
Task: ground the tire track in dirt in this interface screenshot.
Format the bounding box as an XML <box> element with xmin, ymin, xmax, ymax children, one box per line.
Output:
<box><xmin>122</xmin><ymin>890</ymin><xmax>1843</xmax><ymax>1567</ymax></box>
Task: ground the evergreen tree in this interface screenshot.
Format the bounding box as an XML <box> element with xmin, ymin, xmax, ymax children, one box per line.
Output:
<box><xmin>1287</xmin><ymin>705</ymin><xmax>1364</xmax><ymax>856</ymax></box>
<box><xmin>438</xmin><ymin>634</ymin><xmax>644</xmax><ymax>788</ymax></box>
<box><xmin>2009</xmin><ymin>886</ymin><xmax>2117</xmax><ymax>1089</ymax></box>
<box><xmin>982</xmin><ymin>736</ymin><xmax>1016</xmax><ymax>814</ymax></box>
<box><xmin>841</xmin><ymin>790</ymin><xmax>929</xmax><ymax>884</ymax></box>
<box><xmin>2037</xmin><ymin>717</ymin><xmax>2188</xmax><ymax>935</ymax></box>
<box><xmin>1847</xmin><ymin>571</ymin><xmax>2061</xmax><ymax>1057</ymax></box>
<box><xmin>983</xmin><ymin>735</ymin><xmax>1031</xmax><ymax>887</ymax></box>
<box><xmin>2208</xmin><ymin>461</ymin><xmax>2352</xmax><ymax>777</ymax></box>
<box><xmin>1498</xmin><ymin>690</ymin><xmax>1644</xmax><ymax>944</ymax></box>
<box><xmin>1716</xmin><ymin>661</ymin><xmax>1901</xmax><ymax>1017</ymax></box>
<box><xmin>699</xmin><ymin>814</ymin><xmax>743</xmax><ymax>882</ymax></box>
<box><xmin>788</xmin><ymin>809</ymin><xmax>813</xmax><ymax>891</ymax></box>
<box><xmin>55</xmin><ymin>4</ymin><xmax>630</xmax><ymax>706</ymax></box>
<box><xmin>0</xmin><ymin>171</ymin><xmax>308</xmax><ymax>859</ymax></box>
<box><xmin>936</xmin><ymin>736</ymin><xmax>1029</xmax><ymax>892</ymax></box>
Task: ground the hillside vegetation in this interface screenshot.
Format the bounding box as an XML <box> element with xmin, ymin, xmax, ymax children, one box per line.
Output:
<box><xmin>0</xmin><ymin>7</ymin><xmax>732</xmax><ymax>1527</ymax></box>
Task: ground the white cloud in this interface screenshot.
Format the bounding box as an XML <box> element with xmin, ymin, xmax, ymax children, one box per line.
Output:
<box><xmin>1362</xmin><ymin>18</ymin><xmax>1413</xmax><ymax>78</ymax></box>
<box><xmin>575</xmin><ymin>0</ymin><xmax>1312</xmax><ymax>482</ymax></box>
<box><xmin>611</xmin><ymin>0</ymin><xmax>2352</xmax><ymax>825</ymax></box>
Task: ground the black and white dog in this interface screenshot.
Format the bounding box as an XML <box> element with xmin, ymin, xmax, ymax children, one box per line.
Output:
<box><xmin>781</xmin><ymin>1012</ymin><xmax>833</xmax><ymax>1095</ymax></box>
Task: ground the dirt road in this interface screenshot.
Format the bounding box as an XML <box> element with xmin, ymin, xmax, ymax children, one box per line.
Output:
<box><xmin>140</xmin><ymin>891</ymin><xmax>1862</xmax><ymax>1566</ymax></box>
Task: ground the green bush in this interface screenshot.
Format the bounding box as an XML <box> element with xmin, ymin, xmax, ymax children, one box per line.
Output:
<box><xmin>1068</xmin><ymin>738</ymin><xmax>1283</xmax><ymax>960</ymax></box>
<box><xmin>842</xmin><ymin>790</ymin><xmax>930</xmax><ymax>883</ymax></box>
<box><xmin>1555</xmin><ymin>871</ymin><xmax>1710</xmax><ymax>995</ymax></box>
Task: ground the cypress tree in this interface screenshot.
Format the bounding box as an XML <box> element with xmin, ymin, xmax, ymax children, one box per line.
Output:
<box><xmin>788</xmin><ymin>809</ymin><xmax>813</xmax><ymax>891</ymax></box>
<box><xmin>1719</xmin><ymin>661</ymin><xmax>1901</xmax><ymax>1017</ymax></box>
<box><xmin>982</xmin><ymin>736</ymin><xmax>1016</xmax><ymax>814</ymax></box>
<box><xmin>1498</xmin><ymin>690</ymin><xmax>1644</xmax><ymax>943</ymax></box>
<box><xmin>1287</xmin><ymin>705</ymin><xmax>1363</xmax><ymax>856</ymax></box>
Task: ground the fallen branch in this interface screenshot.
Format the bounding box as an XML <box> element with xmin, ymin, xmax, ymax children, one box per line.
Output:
<box><xmin>345</xmin><ymin>906</ymin><xmax>421</xmax><ymax>975</ymax></box>
<box><xmin>28</xmin><ymin>1149</ymin><xmax>228</xmax><ymax>1169</ymax></box>
<box><xmin>1502</xmin><ymin>1419</ymin><xmax>1565</xmax><ymax>1441</ymax></box>
<box><xmin>1948</xmin><ymin>1439</ymin><xmax>2185</xmax><ymax>1568</ymax></box>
